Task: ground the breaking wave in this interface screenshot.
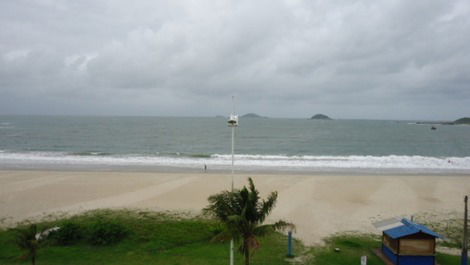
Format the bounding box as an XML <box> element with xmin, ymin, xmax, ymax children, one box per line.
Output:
<box><xmin>0</xmin><ymin>151</ymin><xmax>469</xmax><ymax>173</ymax></box>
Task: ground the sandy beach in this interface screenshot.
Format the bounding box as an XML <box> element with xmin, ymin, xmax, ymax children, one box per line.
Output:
<box><xmin>0</xmin><ymin>169</ymin><xmax>468</xmax><ymax>245</ymax></box>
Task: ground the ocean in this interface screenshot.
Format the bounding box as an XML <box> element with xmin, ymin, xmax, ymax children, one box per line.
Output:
<box><xmin>1</xmin><ymin>115</ymin><xmax>470</xmax><ymax>174</ymax></box>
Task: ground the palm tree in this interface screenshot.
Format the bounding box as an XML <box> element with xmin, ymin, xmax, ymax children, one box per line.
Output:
<box><xmin>14</xmin><ymin>224</ymin><xmax>58</xmax><ymax>265</ymax></box>
<box><xmin>14</xmin><ymin>224</ymin><xmax>41</xmax><ymax>265</ymax></box>
<box><xmin>204</xmin><ymin>178</ymin><xmax>293</xmax><ymax>265</ymax></box>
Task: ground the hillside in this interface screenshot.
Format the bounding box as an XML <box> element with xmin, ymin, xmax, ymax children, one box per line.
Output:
<box><xmin>454</xmin><ymin>117</ymin><xmax>470</xmax><ymax>124</ymax></box>
<box><xmin>310</xmin><ymin>114</ymin><xmax>332</xmax><ymax>120</ymax></box>
<box><xmin>241</xmin><ymin>113</ymin><xmax>267</xmax><ymax>118</ymax></box>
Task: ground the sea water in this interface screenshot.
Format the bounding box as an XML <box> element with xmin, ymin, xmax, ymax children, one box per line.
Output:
<box><xmin>1</xmin><ymin>115</ymin><xmax>470</xmax><ymax>173</ymax></box>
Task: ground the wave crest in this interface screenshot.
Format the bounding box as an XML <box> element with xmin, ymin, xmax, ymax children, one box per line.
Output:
<box><xmin>0</xmin><ymin>151</ymin><xmax>469</xmax><ymax>173</ymax></box>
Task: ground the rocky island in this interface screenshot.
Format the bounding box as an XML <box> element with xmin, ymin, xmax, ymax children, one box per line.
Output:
<box><xmin>454</xmin><ymin>117</ymin><xmax>470</xmax><ymax>125</ymax></box>
<box><xmin>241</xmin><ymin>113</ymin><xmax>267</xmax><ymax>118</ymax></box>
<box><xmin>415</xmin><ymin>117</ymin><xmax>470</xmax><ymax>125</ymax></box>
<box><xmin>310</xmin><ymin>114</ymin><xmax>332</xmax><ymax>120</ymax></box>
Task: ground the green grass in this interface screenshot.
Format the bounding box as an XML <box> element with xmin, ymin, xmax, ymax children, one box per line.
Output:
<box><xmin>0</xmin><ymin>210</ymin><xmax>461</xmax><ymax>265</ymax></box>
<box><xmin>436</xmin><ymin>253</ymin><xmax>461</xmax><ymax>265</ymax></box>
<box><xmin>307</xmin><ymin>234</ymin><xmax>385</xmax><ymax>265</ymax></box>
<box><xmin>0</xmin><ymin>210</ymin><xmax>292</xmax><ymax>265</ymax></box>
<box><xmin>306</xmin><ymin>233</ymin><xmax>461</xmax><ymax>265</ymax></box>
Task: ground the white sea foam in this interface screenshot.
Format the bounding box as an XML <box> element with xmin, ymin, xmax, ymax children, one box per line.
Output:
<box><xmin>211</xmin><ymin>154</ymin><xmax>470</xmax><ymax>171</ymax></box>
<box><xmin>0</xmin><ymin>122</ymin><xmax>13</xmax><ymax>129</ymax></box>
<box><xmin>0</xmin><ymin>151</ymin><xmax>470</xmax><ymax>173</ymax></box>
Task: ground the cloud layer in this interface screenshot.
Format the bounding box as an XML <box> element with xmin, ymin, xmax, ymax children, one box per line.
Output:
<box><xmin>1</xmin><ymin>0</ymin><xmax>469</xmax><ymax>119</ymax></box>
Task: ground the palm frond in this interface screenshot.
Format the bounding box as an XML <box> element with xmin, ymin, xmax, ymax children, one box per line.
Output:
<box><xmin>204</xmin><ymin>177</ymin><xmax>296</xmax><ymax>265</ymax></box>
<box><xmin>210</xmin><ymin>230</ymin><xmax>233</xmax><ymax>243</ymax></box>
<box><xmin>204</xmin><ymin>191</ymin><xmax>241</xmax><ymax>221</ymax></box>
<box><xmin>272</xmin><ymin>220</ymin><xmax>295</xmax><ymax>232</ymax></box>
<box><xmin>253</xmin><ymin>224</ymin><xmax>276</xmax><ymax>236</ymax></box>
<box><xmin>253</xmin><ymin>220</ymin><xmax>294</xmax><ymax>237</ymax></box>
<box><xmin>258</xmin><ymin>191</ymin><xmax>278</xmax><ymax>223</ymax></box>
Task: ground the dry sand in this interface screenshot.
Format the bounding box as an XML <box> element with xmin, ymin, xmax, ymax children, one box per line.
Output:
<box><xmin>0</xmin><ymin>170</ymin><xmax>468</xmax><ymax>245</ymax></box>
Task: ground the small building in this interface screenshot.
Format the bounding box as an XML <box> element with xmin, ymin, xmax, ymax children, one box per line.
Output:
<box><xmin>381</xmin><ymin>218</ymin><xmax>442</xmax><ymax>265</ymax></box>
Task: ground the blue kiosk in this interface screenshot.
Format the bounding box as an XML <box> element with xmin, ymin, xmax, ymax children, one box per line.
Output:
<box><xmin>382</xmin><ymin>219</ymin><xmax>442</xmax><ymax>265</ymax></box>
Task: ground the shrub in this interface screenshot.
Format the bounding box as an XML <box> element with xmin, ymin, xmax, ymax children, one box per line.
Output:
<box><xmin>208</xmin><ymin>222</ymin><xmax>225</xmax><ymax>237</ymax></box>
<box><xmin>88</xmin><ymin>220</ymin><xmax>128</xmax><ymax>245</ymax></box>
<box><xmin>50</xmin><ymin>222</ymin><xmax>82</xmax><ymax>245</ymax></box>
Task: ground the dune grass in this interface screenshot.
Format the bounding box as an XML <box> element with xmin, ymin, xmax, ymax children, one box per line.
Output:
<box><xmin>0</xmin><ymin>209</ymin><xmax>293</xmax><ymax>265</ymax></box>
<box><xmin>0</xmin><ymin>210</ymin><xmax>461</xmax><ymax>265</ymax></box>
<box><xmin>415</xmin><ymin>212</ymin><xmax>464</xmax><ymax>249</ymax></box>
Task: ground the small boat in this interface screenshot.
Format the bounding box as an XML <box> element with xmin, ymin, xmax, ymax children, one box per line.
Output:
<box><xmin>431</xmin><ymin>126</ymin><xmax>436</xmax><ymax>130</ymax></box>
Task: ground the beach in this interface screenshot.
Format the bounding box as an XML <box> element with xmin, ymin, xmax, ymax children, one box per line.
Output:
<box><xmin>1</xmin><ymin>169</ymin><xmax>468</xmax><ymax>245</ymax></box>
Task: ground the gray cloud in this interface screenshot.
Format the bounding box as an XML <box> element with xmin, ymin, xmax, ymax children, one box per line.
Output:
<box><xmin>1</xmin><ymin>0</ymin><xmax>469</xmax><ymax>120</ymax></box>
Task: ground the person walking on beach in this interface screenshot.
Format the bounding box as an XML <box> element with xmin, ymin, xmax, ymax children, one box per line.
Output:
<box><xmin>204</xmin><ymin>164</ymin><xmax>207</xmax><ymax>172</ymax></box>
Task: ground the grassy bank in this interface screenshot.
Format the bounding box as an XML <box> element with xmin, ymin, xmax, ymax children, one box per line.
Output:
<box><xmin>0</xmin><ymin>210</ymin><xmax>460</xmax><ymax>265</ymax></box>
<box><xmin>0</xmin><ymin>210</ymin><xmax>293</xmax><ymax>265</ymax></box>
<box><xmin>309</xmin><ymin>234</ymin><xmax>384</xmax><ymax>265</ymax></box>
<box><xmin>307</xmin><ymin>234</ymin><xmax>460</xmax><ymax>265</ymax></box>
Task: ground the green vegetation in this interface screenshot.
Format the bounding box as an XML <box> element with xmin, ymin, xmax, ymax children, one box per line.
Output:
<box><xmin>308</xmin><ymin>234</ymin><xmax>384</xmax><ymax>265</ymax></box>
<box><xmin>241</xmin><ymin>113</ymin><xmax>267</xmax><ymax>118</ymax></box>
<box><xmin>0</xmin><ymin>210</ymin><xmax>460</xmax><ymax>265</ymax></box>
<box><xmin>307</xmin><ymin>234</ymin><xmax>459</xmax><ymax>265</ymax></box>
<box><xmin>87</xmin><ymin>220</ymin><xmax>128</xmax><ymax>245</ymax></box>
<box><xmin>0</xmin><ymin>210</ymin><xmax>293</xmax><ymax>265</ymax></box>
<box><xmin>12</xmin><ymin>224</ymin><xmax>43</xmax><ymax>265</ymax></box>
<box><xmin>310</xmin><ymin>114</ymin><xmax>332</xmax><ymax>120</ymax></box>
<box><xmin>49</xmin><ymin>222</ymin><xmax>81</xmax><ymax>246</ymax></box>
<box><xmin>204</xmin><ymin>178</ymin><xmax>293</xmax><ymax>265</ymax></box>
<box><xmin>454</xmin><ymin>117</ymin><xmax>470</xmax><ymax>124</ymax></box>
<box><xmin>436</xmin><ymin>253</ymin><xmax>461</xmax><ymax>265</ymax></box>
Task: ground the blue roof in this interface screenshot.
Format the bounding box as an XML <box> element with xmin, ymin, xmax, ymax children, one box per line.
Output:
<box><xmin>383</xmin><ymin>219</ymin><xmax>442</xmax><ymax>239</ymax></box>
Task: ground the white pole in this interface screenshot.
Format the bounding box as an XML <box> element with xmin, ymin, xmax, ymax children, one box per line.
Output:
<box><xmin>230</xmin><ymin>239</ymin><xmax>234</xmax><ymax>265</ymax></box>
<box><xmin>462</xmin><ymin>195</ymin><xmax>468</xmax><ymax>265</ymax></box>
<box><xmin>229</xmin><ymin>96</ymin><xmax>236</xmax><ymax>265</ymax></box>
<box><xmin>231</xmin><ymin>126</ymin><xmax>235</xmax><ymax>189</ymax></box>
<box><xmin>230</xmin><ymin>125</ymin><xmax>235</xmax><ymax>265</ymax></box>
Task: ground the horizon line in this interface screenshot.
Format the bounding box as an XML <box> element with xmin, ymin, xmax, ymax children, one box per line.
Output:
<box><xmin>0</xmin><ymin>113</ymin><xmax>465</xmax><ymax>122</ymax></box>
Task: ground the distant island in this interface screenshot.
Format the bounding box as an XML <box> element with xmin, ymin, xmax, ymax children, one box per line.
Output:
<box><xmin>241</xmin><ymin>113</ymin><xmax>267</xmax><ymax>118</ymax></box>
<box><xmin>454</xmin><ymin>117</ymin><xmax>470</xmax><ymax>125</ymax></box>
<box><xmin>415</xmin><ymin>117</ymin><xmax>470</xmax><ymax>125</ymax></box>
<box><xmin>310</xmin><ymin>114</ymin><xmax>332</xmax><ymax>120</ymax></box>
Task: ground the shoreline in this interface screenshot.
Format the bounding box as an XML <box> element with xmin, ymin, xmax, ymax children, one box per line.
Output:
<box><xmin>1</xmin><ymin>169</ymin><xmax>469</xmax><ymax>245</ymax></box>
<box><xmin>1</xmin><ymin>164</ymin><xmax>470</xmax><ymax>177</ymax></box>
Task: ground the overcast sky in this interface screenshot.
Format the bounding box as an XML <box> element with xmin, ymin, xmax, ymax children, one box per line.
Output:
<box><xmin>1</xmin><ymin>0</ymin><xmax>469</xmax><ymax>120</ymax></box>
